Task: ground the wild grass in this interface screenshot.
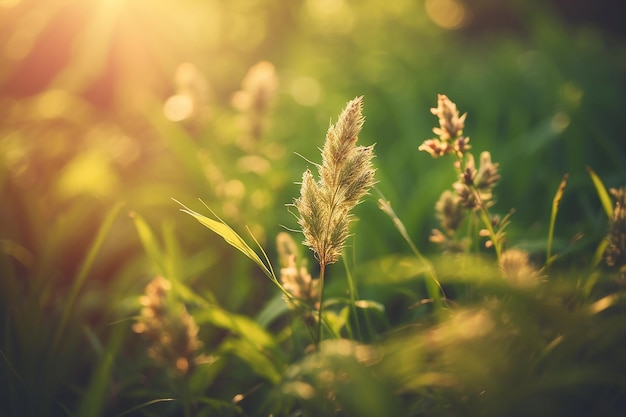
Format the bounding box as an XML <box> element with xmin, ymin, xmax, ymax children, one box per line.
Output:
<box><xmin>177</xmin><ymin>95</ymin><xmax>626</xmax><ymax>416</ymax></box>
<box><xmin>1</xmin><ymin>2</ymin><xmax>626</xmax><ymax>416</ymax></box>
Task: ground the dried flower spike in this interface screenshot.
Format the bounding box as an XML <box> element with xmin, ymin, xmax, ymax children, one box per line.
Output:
<box><xmin>419</xmin><ymin>94</ymin><xmax>470</xmax><ymax>158</ymax></box>
<box><xmin>294</xmin><ymin>96</ymin><xmax>376</xmax><ymax>266</ymax></box>
<box><xmin>133</xmin><ymin>276</ymin><xmax>203</xmax><ymax>375</ymax></box>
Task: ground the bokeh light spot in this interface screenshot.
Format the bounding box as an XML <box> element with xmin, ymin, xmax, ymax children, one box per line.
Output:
<box><xmin>55</xmin><ymin>150</ymin><xmax>117</xmax><ymax>198</ymax></box>
<box><xmin>551</xmin><ymin>111</ymin><xmax>570</xmax><ymax>133</ymax></box>
<box><xmin>290</xmin><ymin>76</ymin><xmax>321</xmax><ymax>106</ymax></box>
<box><xmin>305</xmin><ymin>0</ymin><xmax>354</xmax><ymax>33</ymax></box>
<box><xmin>163</xmin><ymin>94</ymin><xmax>194</xmax><ymax>122</ymax></box>
<box><xmin>425</xmin><ymin>0</ymin><xmax>469</xmax><ymax>30</ymax></box>
<box><xmin>34</xmin><ymin>89</ymin><xmax>74</xmax><ymax>119</ymax></box>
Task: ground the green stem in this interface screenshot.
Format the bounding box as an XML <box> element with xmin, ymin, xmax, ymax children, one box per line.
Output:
<box><xmin>344</xmin><ymin>260</ymin><xmax>363</xmax><ymax>342</ymax></box>
<box><xmin>478</xmin><ymin>204</ymin><xmax>501</xmax><ymax>260</ymax></box>
<box><xmin>376</xmin><ymin>189</ymin><xmax>446</xmax><ymax>311</ymax></box>
<box><xmin>317</xmin><ymin>263</ymin><xmax>326</xmax><ymax>347</ymax></box>
<box><xmin>546</xmin><ymin>174</ymin><xmax>568</xmax><ymax>268</ymax></box>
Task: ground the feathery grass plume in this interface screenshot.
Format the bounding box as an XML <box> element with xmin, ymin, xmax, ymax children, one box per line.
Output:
<box><xmin>132</xmin><ymin>276</ymin><xmax>203</xmax><ymax>375</ymax></box>
<box><xmin>294</xmin><ymin>96</ymin><xmax>376</xmax><ymax>267</ymax></box>
<box><xmin>605</xmin><ymin>187</ymin><xmax>626</xmax><ymax>272</ymax></box>
<box><xmin>277</xmin><ymin>232</ymin><xmax>320</xmax><ymax>309</ymax></box>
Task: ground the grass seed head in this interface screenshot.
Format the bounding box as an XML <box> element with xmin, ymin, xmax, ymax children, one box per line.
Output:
<box><xmin>294</xmin><ymin>96</ymin><xmax>376</xmax><ymax>266</ymax></box>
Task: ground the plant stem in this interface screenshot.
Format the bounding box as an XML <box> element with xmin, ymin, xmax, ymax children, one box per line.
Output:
<box><xmin>344</xmin><ymin>258</ymin><xmax>364</xmax><ymax>342</ymax></box>
<box><xmin>317</xmin><ymin>263</ymin><xmax>326</xmax><ymax>347</ymax></box>
<box><xmin>478</xmin><ymin>204</ymin><xmax>501</xmax><ymax>260</ymax></box>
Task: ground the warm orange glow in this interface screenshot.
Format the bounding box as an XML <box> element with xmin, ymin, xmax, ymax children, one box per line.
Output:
<box><xmin>425</xmin><ymin>0</ymin><xmax>469</xmax><ymax>30</ymax></box>
<box><xmin>0</xmin><ymin>0</ymin><xmax>21</xmax><ymax>7</ymax></box>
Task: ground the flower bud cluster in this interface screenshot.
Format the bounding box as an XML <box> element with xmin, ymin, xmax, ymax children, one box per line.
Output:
<box><xmin>132</xmin><ymin>276</ymin><xmax>202</xmax><ymax>375</ymax></box>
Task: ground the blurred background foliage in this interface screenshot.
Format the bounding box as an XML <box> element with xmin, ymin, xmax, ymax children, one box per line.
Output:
<box><xmin>1</xmin><ymin>0</ymin><xmax>625</xmax><ymax>416</ymax></box>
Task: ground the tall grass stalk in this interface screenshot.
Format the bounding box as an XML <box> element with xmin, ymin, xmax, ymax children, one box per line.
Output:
<box><xmin>546</xmin><ymin>173</ymin><xmax>569</xmax><ymax>268</ymax></box>
<box><xmin>377</xmin><ymin>191</ymin><xmax>447</xmax><ymax>311</ymax></box>
<box><xmin>293</xmin><ymin>96</ymin><xmax>376</xmax><ymax>346</ymax></box>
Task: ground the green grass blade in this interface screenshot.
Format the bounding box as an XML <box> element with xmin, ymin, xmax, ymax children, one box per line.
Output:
<box><xmin>590</xmin><ymin>239</ymin><xmax>609</xmax><ymax>269</ymax></box>
<box><xmin>194</xmin><ymin>306</ymin><xmax>278</xmax><ymax>351</ymax></box>
<box><xmin>51</xmin><ymin>201</ymin><xmax>125</xmax><ymax>354</ymax></box>
<box><xmin>174</xmin><ymin>199</ymin><xmax>274</xmax><ymax>281</ymax></box>
<box><xmin>587</xmin><ymin>166</ymin><xmax>614</xmax><ymax>219</ymax></box>
<box><xmin>376</xmin><ymin>190</ymin><xmax>446</xmax><ymax>311</ymax></box>
<box><xmin>342</xmin><ymin>253</ymin><xmax>364</xmax><ymax>343</ymax></box>
<box><xmin>130</xmin><ymin>211</ymin><xmax>166</xmax><ymax>276</ymax></box>
<box><xmin>75</xmin><ymin>323</ymin><xmax>125</xmax><ymax>417</ymax></box>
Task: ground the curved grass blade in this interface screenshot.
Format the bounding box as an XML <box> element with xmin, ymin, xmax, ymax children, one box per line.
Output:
<box><xmin>174</xmin><ymin>199</ymin><xmax>272</xmax><ymax>277</ymax></box>
<box><xmin>587</xmin><ymin>166</ymin><xmax>614</xmax><ymax>219</ymax></box>
<box><xmin>75</xmin><ymin>323</ymin><xmax>124</xmax><ymax>417</ymax></box>
<box><xmin>174</xmin><ymin>199</ymin><xmax>297</xmax><ymax>301</ymax></box>
<box><xmin>130</xmin><ymin>211</ymin><xmax>166</xmax><ymax>276</ymax></box>
<box><xmin>51</xmin><ymin>201</ymin><xmax>125</xmax><ymax>354</ymax></box>
<box><xmin>115</xmin><ymin>399</ymin><xmax>177</xmax><ymax>417</ymax></box>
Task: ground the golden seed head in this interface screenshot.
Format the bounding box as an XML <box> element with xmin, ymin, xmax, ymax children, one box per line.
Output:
<box><xmin>294</xmin><ymin>96</ymin><xmax>376</xmax><ymax>266</ymax></box>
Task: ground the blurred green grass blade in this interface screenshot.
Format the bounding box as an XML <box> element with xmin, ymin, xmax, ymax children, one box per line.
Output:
<box><xmin>376</xmin><ymin>192</ymin><xmax>446</xmax><ymax>310</ymax></box>
<box><xmin>114</xmin><ymin>399</ymin><xmax>177</xmax><ymax>417</ymax></box>
<box><xmin>256</xmin><ymin>294</ymin><xmax>290</xmax><ymax>328</ymax></box>
<box><xmin>195</xmin><ymin>305</ymin><xmax>284</xmax><ymax>384</ymax></box>
<box><xmin>194</xmin><ymin>306</ymin><xmax>278</xmax><ymax>351</ymax></box>
<box><xmin>590</xmin><ymin>239</ymin><xmax>609</xmax><ymax>270</ymax></box>
<box><xmin>51</xmin><ymin>201</ymin><xmax>125</xmax><ymax>354</ymax></box>
<box><xmin>76</xmin><ymin>323</ymin><xmax>125</xmax><ymax>417</ymax></box>
<box><xmin>130</xmin><ymin>211</ymin><xmax>166</xmax><ymax>276</ymax></box>
<box><xmin>586</xmin><ymin>166</ymin><xmax>614</xmax><ymax>219</ymax></box>
<box><xmin>546</xmin><ymin>174</ymin><xmax>568</xmax><ymax>268</ymax></box>
<box><xmin>220</xmin><ymin>338</ymin><xmax>282</xmax><ymax>385</ymax></box>
<box><xmin>161</xmin><ymin>219</ymin><xmax>185</xmax><ymax>282</ymax></box>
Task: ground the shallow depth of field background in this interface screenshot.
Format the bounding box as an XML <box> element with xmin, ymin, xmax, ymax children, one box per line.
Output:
<box><xmin>1</xmin><ymin>0</ymin><xmax>625</xmax><ymax>416</ymax></box>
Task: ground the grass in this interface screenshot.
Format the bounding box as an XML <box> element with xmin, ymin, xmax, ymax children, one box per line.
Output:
<box><xmin>1</xmin><ymin>1</ymin><xmax>626</xmax><ymax>416</ymax></box>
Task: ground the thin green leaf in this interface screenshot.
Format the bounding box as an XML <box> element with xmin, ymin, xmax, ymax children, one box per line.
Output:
<box><xmin>115</xmin><ymin>399</ymin><xmax>177</xmax><ymax>417</ymax></box>
<box><xmin>130</xmin><ymin>211</ymin><xmax>166</xmax><ymax>276</ymax></box>
<box><xmin>174</xmin><ymin>199</ymin><xmax>271</xmax><ymax>279</ymax></box>
<box><xmin>256</xmin><ymin>294</ymin><xmax>290</xmax><ymax>328</ymax></box>
<box><xmin>591</xmin><ymin>238</ymin><xmax>609</xmax><ymax>269</ymax></box>
<box><xmin>194</xmin><ymin>306</ymin><xmax>278</xmax><ymax>351</ymax></box>
<box><xmin>587</xmin><ymin>166</ymin><xmax>614</xmax><ymax>219</ymax></box>
<box><xmin>220</xmin><ymin>338</ymin><xmax>282</xmax><ymax>385</ymax></box>
<box><xmin>51</xmin><ymin>201</ymin><xmax>125</xmax><ymax>354</ymax></box>
<box><xmin>76</xmin><ymin>323</ymin><xmax>125</xmax><ymax>417</ymax></box>
<box><xmin>376</xmin><ymin>189</ymin><xmax>446</xmax><ymax>311</ymax></box>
